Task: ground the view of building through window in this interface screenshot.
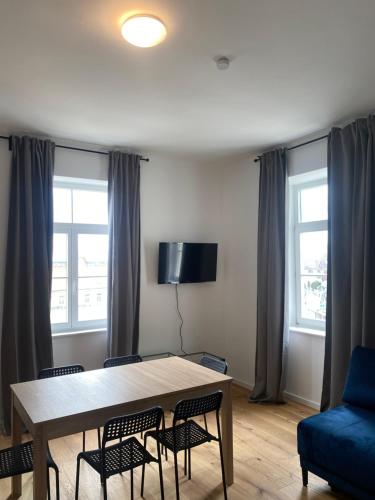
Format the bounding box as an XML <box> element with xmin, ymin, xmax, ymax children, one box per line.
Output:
<box><xmin>77</xmin><ymin>233</ymin><xmax>108</xmax><ymax>322</ymax></box>
<box><xmin>293</xmin><ymin>180</ymin><xmax>328</xmax><ymax>328</ymax></box>
<box><xmin>299</xmin><ymin>230</ymin><xmax>327</xmax><ymax>321</ymax></box>
<box><xmin>51</xmin><ymin>182</ymin><xmax>108</xmax><ymax>332</ymax></box>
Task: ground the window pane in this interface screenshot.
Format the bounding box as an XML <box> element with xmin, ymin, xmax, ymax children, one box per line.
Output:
<box><xmin>300</xmin><ymin>275</ymin><xmax>327</xmax><ymax>321</ymax></box>
<box><xmin>78</xmin><ymin>277</ymin><xmax>107</xmax><ymax>321</ymax></box>
<box><xmin>53</xmin><ymin>188</ymin><xmax>72</xmax><ymax>223</ymax></box>
<box><xmin>299</xmin><ymin>230</ymin><xmax>327</xmax><ymax>322</ymax></box>
<box><xmin>51</xmin><ymin>278</ymin><xmax>68</xmax><ymax>324</ymax></box>
<box><xmin>78</xmin><ymin>234</ymin><xmax>108</xmax><ymax>277</ymax></box>
<box><xmin>73</xmin><ymin>190</ymin><xmax>108</xmax><ymax>224</ymax></box>
<box><xmin>53</xmin><ymin>233</ymin><xmax>68</xmax><ymax>278</ymax></box>
<box><xmin>299</xmin><ymin>184</ymin><xmax>327</xmax><ymax>222</ymax></box>
<box><xmin>300</xmin><ymin>231</ymin><xmax>327</xmax><ymax>275</ymax></box>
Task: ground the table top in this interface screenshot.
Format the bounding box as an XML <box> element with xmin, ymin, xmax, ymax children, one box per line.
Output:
<box><xmin>11</xmin><ymin>356</ymin><xmax>232</xmax><ymax>426</ymax></box>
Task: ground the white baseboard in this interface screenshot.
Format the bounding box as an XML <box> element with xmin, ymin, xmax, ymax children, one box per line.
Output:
<box><xmin>232</xmin><ymin>379</ymin><xmax>320</xmax><ymax>411</ymax></box>
<box><xmin>233</xmin><ymin>379</ymin><xmax>253</xmax><ymax>391</ymax></box>
<box><xmin>283</xmin><ymin>390</ymin><xmax>320</xmax><ymax>410</ymax></box>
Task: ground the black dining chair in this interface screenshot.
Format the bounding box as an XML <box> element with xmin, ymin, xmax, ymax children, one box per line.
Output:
<box><xmin>148</xmin><ymin>391</ymin><xmax>227</xmax><ymax>500</ymax></box>
<box><xmin>75</xmin><ymin>406</ymin><xmax>165</xmax><ymax>500</ymax></box>
<box><xmin>171</xmin><ymin>354</ymin><xmax>228</xmax><ymax>432</ymax></box>
<box><xmin>38</xmin><ymin>364</ymin><xmax>86</xmax><ymax>451</ymax></box>
<box><xmin>0</xmin><ymin>441</ymin><xmax>59</xmax><ymax>500</ymax></box>
<box><xmin>103</xmin><ymin>354</ymin><xmax>143</xmax><ymax>368</ymax></box>
<box><xmin>198</xmin><ymin>354</ymin><xmax>228</xmax><ymax>432</ymax></box>
<box><xmin>97</xmin><ymin>354</ymin><xmax>144</xmax><ymax>448</ymax></box>
<box><xmin>199</xmin><ymin>353</ymin><xmax>228</xmax><ymax>375</ymax></box>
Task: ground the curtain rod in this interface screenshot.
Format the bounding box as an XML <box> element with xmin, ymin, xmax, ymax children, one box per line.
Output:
<box><xmin>253</xmin><ymin>134</ymin><xmax>328</xmax><ymax>163</ymax></box>
<box><xmin>0</xmin><ymin>135</ymin><xmax>149</xmax><ymax>162</ymax></box>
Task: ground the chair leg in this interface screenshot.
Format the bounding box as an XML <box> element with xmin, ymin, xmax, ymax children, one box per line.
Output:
<box><xmin>97</xmin><ymin>428</ymin><xmax>101</xmax><ymax>449</ymax></box>
<box><xmin>141</xmin><ymin>435</ymin><xmax>148</xmax><ymax>497</ymax></box>
<box><xmin>218</xmin><ymin>431</ymin><xmax>228</xmax><ymax>500</ymax></box>
<box><xmin>47</xmin><ymin>469</ymin><xmax>51</xmax><ymax>500</ymax></box>
<box><xmin>188</xmin><ymin>448</ymin><xmax>191</xmax><ymax>480</ymax></box>
<box><xmin>55</xmin><ymin>466</ymin><xmax>60</xmax><ymax>500</ymax></box>
<box><xmin>102</xmin><ymin>478</ymin><xmax>108</xmax><ymax>500</ymax></box>
<box><xmin>156</xmin><ymin>441</ymin><xmax>165</xmax><ymax>500</ymax></box>
<box><xmin>130</xmin><ymin>468</ymin><xmax>134</xmax><ymax>500</ymax></box>
<box><xmin>173</xmin><ymin>452</ymin><xmax>180</xmax><ymax>500</ymax></box>
<box><xmin>119</xmin><ymin>437</ymin><xmax>123</xmax><ymax>475</ymax></box>
<box><xmin>50</xmin><ymin>464</ymin><xmax>60</xmax><ymax>500</ymax></box>
<box><xmin>75</xmin><ymin>456</ymin><xmax>81</xmax><ymax>500</ymax></box>
<box><xmin>203</xmin><ymin>413</ymin><xmax>208</xmax><ymax>433</ymax></box>
<box><xmin>162</xmin><ymin>413</ymin><xmax>168</xmax><ymax>461</ymax></box>
<box><xmin>302</xmin><ymin>467</ymin><xmax>308</xmax><ymax>486</ymax></box>
<box><xmin>184</xmin><ymin>418</ymin><xmax>187</xmax><ymax>476</ymax></box>
<box><xmin>141</xmin><ymin>462</ymin><xmax>146</xmax><ymax>498</ymax></box>
<box><xmin>82</xmin><ymin>431</ymin><xmax>86</xmax><ymax>452</ymax></box>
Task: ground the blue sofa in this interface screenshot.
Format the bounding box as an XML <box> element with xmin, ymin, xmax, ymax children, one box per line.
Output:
<box><xmin>298</xmin><ymin>346</ymin><xmax>375</xmax><ymax>499</ymax></box>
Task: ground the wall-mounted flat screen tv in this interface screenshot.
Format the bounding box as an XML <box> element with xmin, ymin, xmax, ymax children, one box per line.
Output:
<box><xmin>158</xmin><ymin>242</ymin><xmax>218</xmax><ymax>284</ymax></box>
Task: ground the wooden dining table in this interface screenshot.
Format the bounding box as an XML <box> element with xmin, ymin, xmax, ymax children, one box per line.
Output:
<box><xmin>10</xmin><ymin>356</ymin><xmax>233</xmax><ymax>499</ymax></box>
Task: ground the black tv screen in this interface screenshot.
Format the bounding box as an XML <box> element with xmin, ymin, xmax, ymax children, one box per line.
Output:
<box><xmin>158</xmin><ymin>242</ymin><xmax>218</xmax><ymax>284</ymax></box>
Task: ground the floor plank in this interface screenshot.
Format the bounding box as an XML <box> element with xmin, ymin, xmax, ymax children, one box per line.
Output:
<box><xmin>0</xmin><ymin>385</ymin><xmax>347</xmax><ymax>499</ymax></box>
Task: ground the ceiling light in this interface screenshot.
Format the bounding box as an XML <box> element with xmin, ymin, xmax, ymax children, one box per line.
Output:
<box><xmin>121</xmin><ymin>15</ymin><xmax>167</xmax><ymax>48</ymax></box>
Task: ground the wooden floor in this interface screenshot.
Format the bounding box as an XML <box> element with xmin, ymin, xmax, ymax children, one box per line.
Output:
<box><xmin>0</xmin><ymin>385</ymin><xmax>347</xmax><ymax>499</ymax></box>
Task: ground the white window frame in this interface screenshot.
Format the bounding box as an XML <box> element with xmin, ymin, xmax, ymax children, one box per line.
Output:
<box><xmin>289</xmin><ymin>172</ymin><xmax>328</xmax><ymax>331</ymax></box>
<box><xmin>52</xmin><ymin>178</ymin><xmax>108</xmax><ymax>334</ymax></box>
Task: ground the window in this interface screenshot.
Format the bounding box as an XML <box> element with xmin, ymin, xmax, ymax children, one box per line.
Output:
<box><xmin>290</xmin><ymin>174</ymin><xmax>328</xmax><ymax>330</ymax></box>
<box><xmin>51</xmin><ymin>179</ymin><xmax>108</xmax><ymax>333</ymax></box>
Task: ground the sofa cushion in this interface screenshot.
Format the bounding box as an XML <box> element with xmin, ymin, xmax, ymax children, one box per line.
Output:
<box><xmin>298</xmin><ymin>404</ymin><xmax>375</xmax><ymax>493</ymax></box>
<box><xmin>343</xmin><ymin>346</ymin><xmax>375</xmax><ymax>410</ymax></box>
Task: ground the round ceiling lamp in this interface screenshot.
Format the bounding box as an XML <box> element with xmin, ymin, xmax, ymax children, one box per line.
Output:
<box><xmin>121</xmin><ymin>15</ymin><xmax>167</xmax><ymax>48</ymax></box>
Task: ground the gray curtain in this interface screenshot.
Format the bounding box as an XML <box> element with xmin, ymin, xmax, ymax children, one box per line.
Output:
<box><xmin>1</xmin><ymin>136</ymin><xmax>54</xmax><ymax>433</ymax></box>
<box><xmin>107</xmin><ymin>152</ymin><xmax>141</xmax><ymax>357</ymax></box>
<box><xmin>250</xmin><ymin>148</ymin><xmax>287</xmax><ymax>403</ymax></box>
<box><xmin>321</xmin><ymin>115</ymin><xmax>375</xmax><ymax>410</ymax></box>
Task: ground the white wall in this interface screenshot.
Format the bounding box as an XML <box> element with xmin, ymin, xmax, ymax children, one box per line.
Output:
<box><xmin>139</xmin><ymin>154</ymin><xmax>225</xmax><ymax>356</ymax></box>
<box><xmin>219</xmin><ymin>155</ymin><xmax>259</xmax><ymax>387</ymax></box>
<box><xmin>284</xmin><ymin>331</ymin><xmax>325</xmax><ymax>408</ymax></box>
<box><xmin>0</xmin><ymin>140</ymin><xmax>234</xmax><ymax>372</ymax></box>
<box><xmin>0</xmin><ymin>133</ymin><xmax>328</xmax><ymax>406</ymax></box>
<box><xmin>287</xmin><ymin>136</ymin><xmax>327</xmax><ymax>177</ymax></box>
<box><xmin>55</xmin><ymin>149</ymin><xmax>230</xmax><ymax>368</ymax></box>
<box><xmin>2</xmin><ymin>132</ymin><xmax>329</xmax><ymax>406</ymax></box>
<box><xmin>53</xmin><ymin>146</ymin><xmax>260</xmax><ymax>386</ymax></box>
<box><xmin>284</xmin><ymin>137</ymin><xmax>328</xmax><ymax>408</ymax></box>
<box><xmin>0</xmin><ymin>137</ymin><xmax>260</xmax><ymax>388</ymax></box>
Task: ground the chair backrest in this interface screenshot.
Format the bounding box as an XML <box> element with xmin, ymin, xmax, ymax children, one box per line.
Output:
<box><xmin>199</xmin><ymin>354</ymin><xmax>228</xmax><ymax>375</ymax></box>
<box><xmin>103</xmin><ymin>354</ymin><xmax>143</xmax><ymax>368</ymax></box>
<box><xmin>343</xmin><ymin>346</ymin><xmax>375</xmax><ymax>410</ymax></box>
<box><xmin>173</xmin><ymin>391</ymin><xmax>223</xmax><ymax>423</ymax></box>
<box><xmin>38</xmin><ymin>364</ymin><xmax>84</xmax><ymax>379</ymax></box>
<box><xmin>102</xmin><ymin>406</ymin><xmax>163</xmax><ymax>445</ymax></box>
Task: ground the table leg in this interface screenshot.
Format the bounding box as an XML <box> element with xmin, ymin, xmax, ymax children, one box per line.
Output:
<box><xmin>221</xmin><ymin>381</ymin><xmax>233</xmax><ymax>485</ymax></box>
<box><xmin>33</xmin><ymin>429</ymin><xmax>48</xmax><ymax>500</ymax></box>
<box><xmin>11</xmin><ymin>394</ymin><xmax>22</xmax><ymax>498</ymax></box>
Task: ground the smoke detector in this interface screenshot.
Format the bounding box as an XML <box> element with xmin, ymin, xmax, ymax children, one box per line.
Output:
<box><xmin>215</xmin><ymin>56</ymin><xmax>230</xmax><ymax>70</ymax></box>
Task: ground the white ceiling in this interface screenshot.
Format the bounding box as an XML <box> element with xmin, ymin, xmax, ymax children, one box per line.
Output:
<box><xmin>1</xmin><ymin>0</ymin><xmax>375</xmax><ymax>156</ymax></box>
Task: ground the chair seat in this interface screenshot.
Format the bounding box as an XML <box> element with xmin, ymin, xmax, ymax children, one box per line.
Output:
<box><xmin>149</xmin><ymin>420</ymin><xmax>217</xmax><ymax>453</ymax></box>
<box><xmin>298</xmin><ymin>404</ymin><xmax>375</xmax><ymax>493</ymax></box>
<box><xmin>0</xmin><ymin>441</ymin><xmax>56</xmax><ymax>479</ymax></box>
<box><xmin>79</xmin><ymin>437</ymin><xmax>156</xmax><ymax>479</ymax></box>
